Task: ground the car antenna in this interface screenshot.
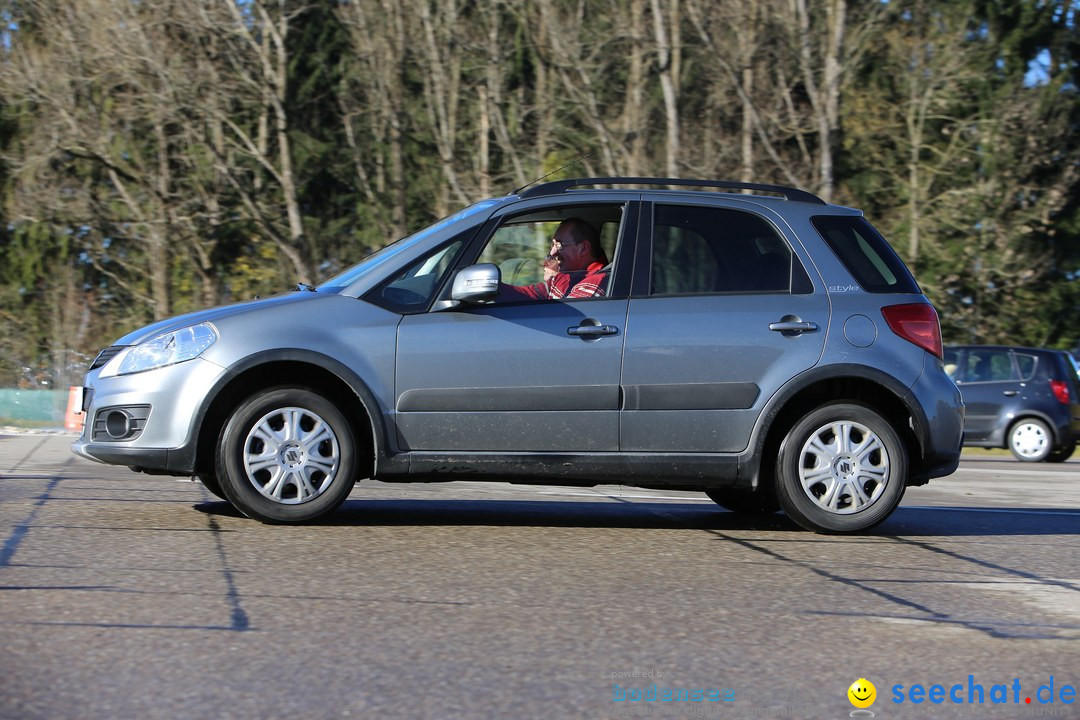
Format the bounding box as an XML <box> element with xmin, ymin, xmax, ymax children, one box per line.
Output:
<box><xmin>512</xmin><ymin>152</ymin><xmax>592</xmax><ymax>196</ymax></box>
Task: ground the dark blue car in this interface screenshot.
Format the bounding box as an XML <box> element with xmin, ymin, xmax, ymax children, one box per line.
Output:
<box><xmin>945</xmin><ymin>345</ymin><xmax>1080</xmax><ymax>462</ymax></box>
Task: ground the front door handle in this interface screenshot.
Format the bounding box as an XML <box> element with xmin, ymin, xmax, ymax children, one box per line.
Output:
<box><xmin>1003</xmin><ymin>390</ymin><xmax>1019</xmax><ymax>397</ymax></box>
<box><xmin>568</xmin><ymin>323</ymin><xmax>619</xmax><ymax>338</ymax></box>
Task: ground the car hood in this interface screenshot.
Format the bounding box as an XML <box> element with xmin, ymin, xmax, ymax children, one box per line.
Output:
<box><xmin>111</xmin><ymin>291</ymin><xmax>329</xmax><ymax>346</ymax></box>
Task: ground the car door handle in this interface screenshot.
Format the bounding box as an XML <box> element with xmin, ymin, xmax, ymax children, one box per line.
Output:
<box><xmin>568</xmin><ymin>324</ymin><xmax>619</xmax><ymax>337</ymax></box>
<box><xmin>1003</xmin><ymin>390</ymin><xmax>1018</xmax><ymax>396</ymax></box>
<box><xmin>769</xmin><ymin>320</ymin><xmax>819</xmax><ymax>334</ymax></box>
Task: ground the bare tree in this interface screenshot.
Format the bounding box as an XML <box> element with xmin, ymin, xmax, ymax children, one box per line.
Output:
<box><xmin>685</xmin><ymin>0</ymin><xmax>805</xmax><ymax>187</ymax></box>
<box><xmin>533</xmin><ymin>2</ymin><xmax>628</xmax><ymax>176</ymax></box>
<box><xmin>336</xmin><ymin>0</ymin><xmax>409</xmax><ymax>238</ymax></box>
<box><xmin>1</xmin><ymin>1</ymin><xmax>186</xmax><ymax>320</ymax></box>
<box><xmin>192</xmin><ymin>0</ymin><xmax>315</xmax><ymax>283</ymax></box>
<box><xmin>776</xmin><ymin>0</ymin><xmax>883</xmax><ymax>200</ymax></box>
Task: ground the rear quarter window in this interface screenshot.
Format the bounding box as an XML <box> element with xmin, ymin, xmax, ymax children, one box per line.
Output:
<box><xmin>1015</xmin><ymin>353</ymin><xmax>1037</xmax><ymax>380</ymax></box>
<box><xmin>812</xmin><ymin>216</ymin><xmax>920</xmax><ymax>294</ymax></box>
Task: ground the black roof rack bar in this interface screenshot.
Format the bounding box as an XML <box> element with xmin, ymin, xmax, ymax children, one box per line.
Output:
<box><xmin>518</xmin><ymin>177</ymin><xmax>826</xmax><ymax>205</ymax></box>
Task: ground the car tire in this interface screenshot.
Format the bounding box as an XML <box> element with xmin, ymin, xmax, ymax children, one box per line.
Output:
<box><xmin>775</xmin><ymin>402</ymin><xmax>907</xmax><ymax>534</ymax></box>
<box><xmin>704</xmin><ymin>488</ymin><xmax>780</xmax><ymax>514</ymax></box>
<box><xmin>1045</xmin><ymin>443</ymin><xmax>1075</xmax><ymax>463</ymax></box>
<box><xmin>216</xmin><ymin>387</ymin><xmax>358</xmax><ymax>523</ymax></box>
<box><xmin>1008</xmin><ymin>419</ymin><xmax>1053</xmax><ymax>462</ymax></box>
<box><xmin>196</xmin><ymin>472</ymin><xmax>227</xmax><ymax>500</ymax></box>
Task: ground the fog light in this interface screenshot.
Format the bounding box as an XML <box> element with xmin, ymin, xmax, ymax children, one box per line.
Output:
<box><xmin>91</xmin><ymin>405</ymin><xmax>151</xmax><ymax>442</ymax></box>
<box><xmin>105</xmin><ymin>410</ymin><xmax>132</xmax><ymax>439</ymax></box>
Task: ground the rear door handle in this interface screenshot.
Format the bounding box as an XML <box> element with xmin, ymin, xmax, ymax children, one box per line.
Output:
<box><xmin>1003</xmin><ymin>390</ymin><xmax>1018</xmax><ymax>397</ymax></box>
<box><xmin>769</xmin><ymin>320</ymin><xmax>819</xmax><ymax>335</ymax></box>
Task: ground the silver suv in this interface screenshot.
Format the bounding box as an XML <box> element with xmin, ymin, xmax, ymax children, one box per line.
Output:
<box><xmin>72</xmin><ymin>178</ymin><xmax>964</xmax><ymax>533</ymax></box>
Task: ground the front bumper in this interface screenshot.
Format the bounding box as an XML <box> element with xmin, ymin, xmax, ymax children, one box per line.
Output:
<box><xmin>71</xmin><ymin>356</ymin><xmax>227</xmax><ymax>475</ymax></box>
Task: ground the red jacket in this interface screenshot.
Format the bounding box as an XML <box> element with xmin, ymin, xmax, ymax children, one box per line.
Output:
<box><xmin>499</xmin><ymin>262</ymin><xmax>609</xmax><ymax>302</ymax></box>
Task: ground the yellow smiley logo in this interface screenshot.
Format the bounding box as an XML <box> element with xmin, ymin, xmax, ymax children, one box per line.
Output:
<box><xmin>848</xmin><ymin>678</ymin><xmax>876</xmax><ymax>709</ymax></box>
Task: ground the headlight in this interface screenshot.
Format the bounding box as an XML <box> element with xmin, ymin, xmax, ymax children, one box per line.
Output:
<box><xmin>118</xmin><ymin>322</ymin><xmax>217</xmax><ymax>375</ymax></box>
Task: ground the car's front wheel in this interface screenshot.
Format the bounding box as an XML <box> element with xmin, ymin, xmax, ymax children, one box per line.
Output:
<box><xmin>216</xmin><ymin>387</ymin><xmax>358</xmax><ymax>523</ymax></box>
<box><xmin>775</xmin><ymin>402</ymin><xmax>907</xmax><ymax>534</ymax></box>
<box><xmin>1008</xmin><ymin>418</ymin><xmax>1052</xmax><ymax>462</ymax></box>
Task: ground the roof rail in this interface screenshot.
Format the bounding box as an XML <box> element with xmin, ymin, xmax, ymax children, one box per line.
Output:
<box><xmin>517</xmin><ymin>177</ymin><xmax>826</xmax><ymax>205</ymax></box>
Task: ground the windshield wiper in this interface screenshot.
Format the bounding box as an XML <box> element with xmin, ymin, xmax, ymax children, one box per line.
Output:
<box><xmin>294</xmin><ymin>282</ymin><xmax>318</xmax><ymax>292</ymax></box>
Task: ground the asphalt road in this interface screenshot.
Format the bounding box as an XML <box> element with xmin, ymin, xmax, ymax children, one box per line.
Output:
<box><xmin>1</xmin><ymin>432</ymin><xmax>1077</xmax><ymax>720</ymax></box>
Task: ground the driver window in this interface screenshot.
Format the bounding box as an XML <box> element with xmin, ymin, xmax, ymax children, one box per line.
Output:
<box><xmin>481</xmin><ymin>205</ymin><xmax>622</xmax><ymax>301</ymax></box>
<box><xmin>479</xmin><ymin>223</ymin><xmax>551</xmax><ymax>286</ymax></box>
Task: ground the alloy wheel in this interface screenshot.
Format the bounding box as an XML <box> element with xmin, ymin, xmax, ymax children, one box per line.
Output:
<box><xmin>797</xmin><ymin>420</ymin><xmax>889</xmax><ymax>515</ymax></box>
<box><xmin>242</xmin><ymin>406</ymin><xmax>340</xmax><ymax>504</ymax></box>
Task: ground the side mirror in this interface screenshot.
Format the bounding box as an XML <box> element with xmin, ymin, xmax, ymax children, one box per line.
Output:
<box><xmin>451</xmin><ymin>263</ymin><xmax>500</xmax><ymax>304</ymax></box>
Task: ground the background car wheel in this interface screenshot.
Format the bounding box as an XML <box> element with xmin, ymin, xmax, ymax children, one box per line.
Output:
<box><xmin>217</xmin><ymin>387</ymin><xmax>358</xmax><ymax>523</ymax></box>
<box><xmin>704</xmin><ymin>488</ymin><xmax>780</xmax><ymax>514</ymax></box>
<box><xmin>195</xmin><ymin>472</ymin><xmax>227</xmax><ymax>500</ymax></box>
<box><xmin>775</xmin><ymin>402</ymin><xmax>907</xmax><ymax>534</ymax></box>
<box><xmin>1008</xmin><ymin>419</ymin><xmax>1052</xmax><ymax>462</ymax></box>
<box><xmin>1045</xmin><ymin>443</ymin><xmax>1075</xmax><ymax>463</ymax></box>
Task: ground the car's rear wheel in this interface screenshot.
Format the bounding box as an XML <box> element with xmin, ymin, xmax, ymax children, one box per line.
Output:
<box><xmin>704</xmin><ymin>488</ymin><xmax>780</xmax><ymax>514</ymax></box>
<box><xmin>1045</xmin><ymin>443</ymin><xmax>1075</xmax><ymax>463</ymax></box>
<box><xmin>775</xmin><ymin>402</ymin><xmax>907</xmax><ymax>534</ymax></box>
<box><xmin>1008</xmin><ymin>418</ymin><xmax>1052</xmax><ymax>462</ymax></box>
<box><xmin>216</xmin><ymin>387</ymin><xmax>358</xmax><ymax>523</ymax></box>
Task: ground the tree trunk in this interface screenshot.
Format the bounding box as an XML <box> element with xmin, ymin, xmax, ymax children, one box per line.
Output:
<box><xmin>650</xmin><ymin>0</ymin><xmax>681</xmax><ymax>178</ymax></box>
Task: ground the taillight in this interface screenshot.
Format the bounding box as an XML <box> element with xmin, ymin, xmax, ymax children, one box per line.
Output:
<box><xmin>881</xmin><ymin>303</ymin><xmax>943</xmax><ymax>359</ymax></box>
<box><xmin>1050</xmin><ymin>379</ymin><xmax>1070</xmax><ymax>405</ymax></box>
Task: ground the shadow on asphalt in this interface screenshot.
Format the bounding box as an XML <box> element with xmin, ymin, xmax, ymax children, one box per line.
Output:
<box><xmin>192</xmin><ymin>499</ymin><xmax>1079</xmax><ymax>536</ymax></box>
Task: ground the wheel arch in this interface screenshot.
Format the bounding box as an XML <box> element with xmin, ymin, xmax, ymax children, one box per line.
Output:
<box><xmin>193</xmin><ymin>350</ymin><xmax>386</xmax><ymax>479</ymax></box>
<box><xmin>741</xmin><ymin>365</ymin><xmax>926</xmax><ymax>492</ymax></box>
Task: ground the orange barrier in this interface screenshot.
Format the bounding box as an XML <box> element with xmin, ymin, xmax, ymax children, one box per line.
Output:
<box><xmin>64</xmin><ymin>386</ymin><xmax>85</xmax><ymax>432</ymax></box>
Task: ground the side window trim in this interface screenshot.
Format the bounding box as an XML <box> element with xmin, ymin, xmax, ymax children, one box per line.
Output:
<box><xmin>629</xmin><ymin>201</ymin><xmax>655</xmax><ymax>298</ymax></box>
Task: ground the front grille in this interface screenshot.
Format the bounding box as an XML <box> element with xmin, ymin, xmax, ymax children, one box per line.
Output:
<box><xmin>89</xmin><ymin>346</ymin><xmax>127</xmax><ymax>370</ymax></box>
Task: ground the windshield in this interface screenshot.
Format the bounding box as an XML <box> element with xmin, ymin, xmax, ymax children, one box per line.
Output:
<box><xmin>318</xmin><ymin>199</ymin><xmax>502</xmax><ymax>290</ymax></box>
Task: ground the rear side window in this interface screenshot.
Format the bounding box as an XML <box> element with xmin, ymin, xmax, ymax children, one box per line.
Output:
<box><xmin>651</xmin><ymin>205</ymin><xmax>805</xmax><ymax>295</ymax></box>
<box><xmin>812</xmin><ymin>216</ymin><xmax>920</xmax><ymax>294</ymax></box>
<box><xmin>963</xmin><ymin>349</ymin><xmax>1017</xmax><ymax>382</ymax></box>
